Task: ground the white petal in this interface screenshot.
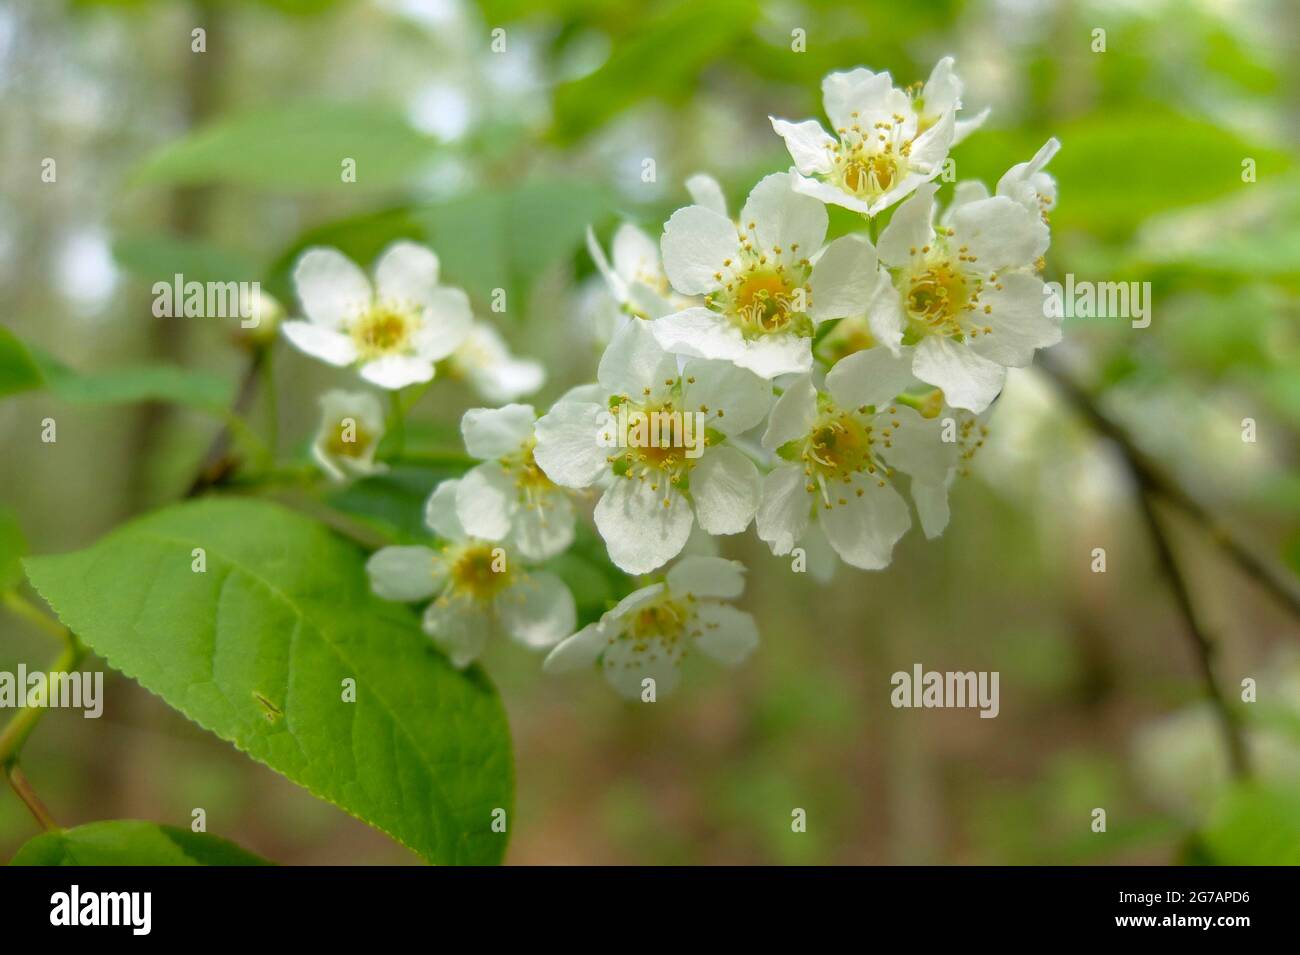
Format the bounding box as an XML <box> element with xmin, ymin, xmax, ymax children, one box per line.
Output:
<box><xmin>422</xmin><ymin>593</ymin><xmax>493</xmax><ymax>669</ymax></box>
<box><xmin>281</xmin><ymin>321</ymin><xmax>359</xmax><ymax>367</ymax></box>
<box><xmin>680</xmin><ymin>359</ymin><xmax>771</xmax><ymax>436</ymax></box>
<box><xmin>425</xmin><ymin>478</ymin><xmax>467</xmax><ymax>540</ymax></box>
<box><xmin>605</xmin><ymin>582</ymin><xmax>666</xmax><ymax>622</ymax></box>
<box><xmin>809</xmin><ymin>234</ymin><xmax>878</xmax><ymax>322</ymax></box>
<box><xmin>822</xmin><ymin>67</ymin><xmax>895</xmax><ymax>131</ymax></box>
<box><xmin>802</xmin><ymin>521</ymin><xmax>838</xmax><ymax>584</ymax></box>
<box><xmin>611</xmin><ymin>223</ymin><xmax>661</xmax><ymax>284</ymax></box>
<box><xmin>293</xmin><ymin>247</ymin><xmax>371</xmax><ymax>329</ymax></box>
<box><xmin>906</xmin><ymin>107</ymin><xmax>955</xmax><ymax>173</ymax></box>
<box><xmin>650</xmin><ymin>307</ymin><xmax>747</xmax><ymax>366</ymax></box>
<box><xmin>820</xmin><ymin>476</ymin><xmax>911</xmax><ymax>570</ymax></box>
<box><xmin>691</xmin><ymin>445</ymin><xmax>760</xmax><ymax>535</ymax></box>
<box><xmin>660</xmin><ymin>204</ymin><xmax>740</xmax><ymax>296</ymax></box>
<box><xmin>952</xmin><ymin>107</ymin><xmax>989</xmax><ymax>146</ymax></box>
<box><xmin>685</xmin><ymin>172</ymin><xmax>728</xmax><ymax>215</ymax></box>
<box><xmin>997</xmin><ymin>137</ymin><xmax>1060</xmax><ymax>211</ymax></box>
<box><xmin>693</xmin><ymin>603</ymin><xmax>759</xmax><ymax>667</ymax></box>
<box><xmin>877</xmin><ymin>182</ymin><xmax>937</xmax><ymax>268</ymax></box>
<box><xmin>412</xmin><ymin>286</ymin><xmax>474</xmax><ymax>362</ymax></box>
<box><xmin>666</xmin><ymin>556</ymin><xmax>746</xmax><ymax>600</ymax></box>
<box><xmin>825</xmin><ymin>345</ymin><xmax>916</xmax><ymax>409</ymax></box>
<box><xmin>952</xmin><ymin>196</ymin><xmax>1049</xmax><ymax>271</ymax></box>
<box><xmin>920</xmin><ymin>56</ymin><xmax>962</xmax><ymax>118</ymax></box>
<box><xmin>586</xmin><ymin>225</ymin><xmax>626</xmax><ymax>302</ymax></box>
<box><xmin>461</xmin><ymin>403</ymin><xmax>535</xmax><ymax>460</ymax></box>
<box><xmin>470</xmin><ymin>355</ymin><xmax>544</xmax><ymax>403</ymax></box>
<box><xmin>969</xmin><ymin>272</ymin><xmax>1061</xmax><ymax>367</ymax></box>
<box><xmin>865</xmin><ymin>276</ymin><xmax>905</xmax><ymax>354</ymax></box>
<box><xmin>941</xmin><ymin>180</ymin><xmax>991</xmax><ymax>224</ymax></box>
<box><xmin>543</xmin><ymin>621</ymin><xmax>606</xmax><ymax>673</ymax></box>
<box><xmin>366</xmin><ymin>546</ymin><xmax>442</xmax><ymax>602</ymax></box>
<box><xmin>790</xmin><ymin>173</ymin><xmax>873</xmax><ymax>214</ymax></box>
<box><xmin>509</xmin><ymin>490</ymin><xmax>575</xmax><ymax>561</ymax></box>
<box><xmin>594</xmin><ymin>478</ymin><xmax>693</xmax><ymax>574</ymax></box>
<box><xmin>769</xmin><ymin>118</ymin><xmax>836</xmax><ymax>175</ymax></box>
<box><xmin>739</xmin><ymin>172</ymin><xmax>828</xmax><ymax>259</ymax></box>
<box><xmin>761</xmin><ymin>373</ymin><xmax>817</xmax><ymax>450</ymax></box>
<box><xmin>734</xmin><ymin>333</ymin><xmax>812</xmax><ymax>379</ymax></box>
<box><xmin>359</xmin><ymin>354</ymin><xmax>435</xmax><ymax>390</ymax></box>
<box><xmin>911</xmin><ymin>479</ymin><xmax>951</xmax><ymax>539</ymax></box>
<box><xmin>911</xmin><ymin>335</ymin><xmax>1006</xmax><ymax>413</ymax></box>
<box><xmin>601</xmin><ymin>636</ymin><xmax>682</xmax><ymax>700</ymax></box>
<box><xmin>598</xmin><ymin>318</ymin><xmax>678</xmax><ymax>396</ymax></box>
<box><xmin>756</xmin><ymin>464</ymin><xmax>811</xmax><ymax>555</ymax></box>
<box><xmin>496</xmin><ymin>570</ymin><xmax>575</xmax><ymax>650</ymax></box>
<box><xmin>456</xmin><ymin>463</ymin><xmax>516</xmax><ymax>541</ymax></box>
<box><xmin>881</xmin><ymin>405</ymin><xmax>957</xmax><ymax>486</ymax></box>
<box><xmin>533</xmin><ymin>400</ymin><xmax>610</xmax><ymax>489</ymax></box>
<box><xmin>374</xmin><ymin>241</ymin><xmax>440</xmax><ymax>306</ymax></box>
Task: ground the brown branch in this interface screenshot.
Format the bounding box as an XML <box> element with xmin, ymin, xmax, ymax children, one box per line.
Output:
<box><xmin>184</xmin><ymin>346</ymin><xmax>266</xmax><ymax>498</ymax></box>
<box><xmin>6</xmin><ymin>764</ymin><xmax>59</xmax><ymax>832</ymax></box>
<box><xmin>1037</xmin><ymin>353</ymin><xmax>1300</xmax><ymax>619</ymax></box>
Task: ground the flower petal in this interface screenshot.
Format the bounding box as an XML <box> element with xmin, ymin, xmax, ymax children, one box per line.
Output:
<box><xmin>685</xmin><ymin>172</ymin><xmax>728</xmax><ymax>215</ymax></box>
<box><xmin>661</xmin><ymin>204</ymin><xmax>740</xmax><ymax>296</ymax></box>
<box><xmin>865</xmin><ymin>276</ymin><xmax>905</xmax><ymax>354</ymax></box>
<box><xmin>734</xmin><ymin>333</ymin><xmax>812</xmax><ymax>379</ymax></box>
<box><xmin>691</xmin><ymin>445</ymin><xmax>760</xmax><ymax>535</ymax></box>
<box><xmin>821</xmin><ymin>67</ymin><xmax>895</xmax><ymax>131</ymax></box>
<box><xmin>693</xmin><ymin>603</ymin><xmax>759</xmax><ymax>667</ymax></box>
<box><xmin>366</xmin><ymin>545</ymin><xmax>442</xmax><ymax>602</ymax></box>
<box><xmin>456</xmin><ymin>462</ymin><xmax>516</xmax><ymax>541</ymax></box>
<box><xmin>820</xmin><ymin>476</ymin><xmax>911</xmax><ymax>570</ymax></box>
<box><xmin>809</xmin><ymin>234</ymin><xmax>878</xmax><ymax>322</ymax></box>
<box><xmin>881</xmin><ymin>405</ymin><xmax>957</xmax><ymax>486</ymax></box>
<box><xmin>594</xmin><ymin>478</ymin><xmax>693</xmax><ymax>574</ymax></box>
<box><xmin>969</xmin><ymin>272</ymin><xmax>1061</xmax><ymax>367</ymax></box>
<box><xmin>534</xmin><ymin>400</ymin><xmax>610</xmax><ymax>489</ymax></box>
<box><xmin>281</xmin><ymin>321</ymin><xmax>358</xmax><ymax>366</ymax></box>
<box><xmin>666</xmin><ymin>556</ymin><xmax>746</xmax><ymax>600</ymax></box>
<box><xmin>911</xmin><ymin>335</ymin><xmax>1006</xmax><ymax>413</ymax></box>
<box><xmin>953</xmin><ymin>106</ymin><xmax>989</xmax><ymax>146</ymax></box>
<box><xmin>769</xmin><ymin>117</ymin><xmax>836</xmax><ymax>175</ymax></box>
<box><xmin>756</xmin><ymin>464</ymin><xmax>811</xmax><ymax>555</ymax></box>
<box><xmin>951</xmin><ymin>195</ymin><xmax>1049</xmax><ymax>272</ymax></box>
<box><xmin>412</xmin><ymin>286</ymin><xmax>473</xmax><ymax>362</ymax></box>
<box><xmin>425</xmin><ymin>478</ymin><xmax>467</xmax><ymax>540</ymax></box>
<box><xmin>598</xmin><ymin>317</ymin><xmax>679</xmax><ymax>396</ymax></box>
<box><xmin>497</xmin><ymin>570</ymin><xmax>575</xmax><ymax>650</ymax></box>
<box><xmin>510</xmin><ymin>490</ymin><xmax>575</xmax><ymax>561</ymax></box>
<box><xmin>374</xmin><ymin>241</ymin><xmax>440</xmax><ymax>307</ymax></box>
<box><xmin>611</xmin><ymin>223</ymin><xmax>661</xmax><ymax>284</ymax></box>
<box><xmin>790</xmin><ymin>173</ymin><xmax>872</xmax><ymax>214</ymax></box>
<box><xmin>293</xmin><ymin>247</ymin><xmax>371</xmax><ymax>329</ymax></box>
<box><xmin>739</xmin><ymin>172</ymin><xmax>828</xmax><ymax>260</ymax></box>
<box><xmin>762</xmin><ymin>373</ymin><xmax>817</xmax><ymax>450</ymax></box>
<box><xmin>461</xmin><ymin>403</ymin><xmax>535</xmax><ymax>459</ymax></box>
<box><xmin>543</xmin><ymin>621</ymin><xmax>606</xmax><ymax>673</ymax></box>
<box><xmin>825</xmin><ymin>345</ymin><xmax>916</xmax><ymax>409</ymax></box>
<box><xmin>680</xmin><ymin>358</ymin><xmax>771</xmax><ymax>436</ymax></box>
<box><xmin>910</xmin><ymin>478</ymin><xmax>951</xmax><ymax>539</ymax></box>
<box><xmin>359</xmin><ymin>354</ymin><xmax>435</xmax><ymax>390</ymax></box>
<box><xmin>422</xmin><ymin>592</ymin><xmax>493</xmax><ymax>669</ymax></box>
<box><xmin>877</xmin><ymin>181</ymin><xmax>937</xmax><ymax>268</ymax></box>
<box><xmin>650</xmin><ymin>306</ymin><xmax>747</xmax><ymax>365</ymax></box>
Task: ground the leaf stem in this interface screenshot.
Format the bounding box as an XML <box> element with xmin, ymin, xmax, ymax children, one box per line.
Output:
<box><xmin>2</xmin><ymin>590</ymin><xmax>69</xmax><ymax>645</ymax></box>
<box><xmin>0</xmin><ymin>632</ymin><xmax>85</xmax><ymax>769</ymax></box>
<box><xmin>6</xmin><ymin>764</ymin><xmax>59</xmax><ymax>832</ymax></box>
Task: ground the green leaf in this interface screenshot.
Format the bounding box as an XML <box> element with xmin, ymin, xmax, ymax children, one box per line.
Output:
<box><xmin>32</xmin><ymin>351</ymin><xmax>235</xmax><ymax>413</ymax></box>
<box><xmin>114</xmin><ymin>233</ymin><xmax>261</xmax><ymax>287</ymax></box>
<box><xmin>1199</xmin><ymin>784</ymin><xmax>1300</xmax><ymax>865</ymax></box>
<box><xmin>133</xmin><ymin>102</ymin><xmax>438</xmax><ymax>192</ymax></box>
<box><xmin>9</xmin><ymin>820</ymin><xmax>270</xmax><ymax>866</ymax></box>
<box><xmin>0</xmin><ymin>506</ymin><xmax>26</xmax><ymax>592</ymax></box>
<box><xmin>327</xmin><ymin>463</ymin><xmax>470</xmax><ymax>544</ymax></box>
<box><xmin>0</xmin><ymin>327</ymin><xmax>45</xmax><ymax>398</ymax></box>
<box><xmin>24</xmin><ymin>499</ymin><xmax>513</xmax><ymax>865</ymax></box>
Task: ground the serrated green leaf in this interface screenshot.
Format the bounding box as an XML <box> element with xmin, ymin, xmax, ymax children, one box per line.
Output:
<box><xmin>0</xmin><ymin>327</ymin><xmax>45</xmax><ymax>398</ymax></box>
<box><xmin>133</xmin><ymin>103</ymin><xmax>438</xmax><ymax>192</ymax></box>
<box><xmin>9</xmin><ymin>820</ymin><xmax>270</xmax><ymax>866</ymax></box>
<box><xmin>23</xmin><ymin>498</ymin><xmax>513</xmax><ymax>865</ymax></box>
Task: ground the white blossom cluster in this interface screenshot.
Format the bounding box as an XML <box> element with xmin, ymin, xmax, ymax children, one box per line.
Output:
<box><xmin>291</xmin><ymin>60</ymin><xmax>1063</xmax><ymax>698</ymax></box>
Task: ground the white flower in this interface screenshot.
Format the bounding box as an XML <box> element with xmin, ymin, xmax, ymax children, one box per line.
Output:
<box><xmin>310</xmin><ymin>389</ymin><xmax>387</xmax><ymax>482</ymax></box>
<box><xmin>282</xmin><ymin>241</ymin><xmax>473</xmax><ymax>390</ymax></box>
<box><xmin>532</xmin><ymin>321</ymin><xmax>771</xmax><ymax>575</ymax></box>
<box><xmin>913</xmin><ymin>56</ymin><xmax>988</xmax><ymax>148</ymax></box>
<box><xmin>365</xmin><ymin>480</ymin><xmax>576</xmax><ymax>668</ymax></box>
<box><xmin>455</xmin><ymin>403</ymin><xmax>575</xmax><ymax>561</ymax></box>
<box><xmin>586</xmin><ymin>222</ymin><xmax>688</xmax><ymax>321</ymax></box>
<box><xmin>867</xmin><ymin>159</ymin><xmax>1061</xmax><ymax>413</ymax></box>
<box><xmin>769</xmin><ymin>62</ymin><xmax>961</xmax><ymax>217</ymax></box>
<box><xmin>445</xmin><ymin>322</ymin><xmax>544</xmax><ymax>403</ymax></box>
<box><xmin>543</xmin><ymin>556</ymin><xmax>758</xmax><ymax>698</ymax></box>
<box><xmin>996</xmin><ymin>137</ymin><xmax>1059</xmax><ymax>220</ymax></box>
<box><xmin>654</xmin><ymin>172</ymin><xmax>879</xmax><ymax>378</ymax></box>
<box><xmin>755</xmin><ymin>370</ymin><xmax>956</xmax><ymax>570</ymax></box>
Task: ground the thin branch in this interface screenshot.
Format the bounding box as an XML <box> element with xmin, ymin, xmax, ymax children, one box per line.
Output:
<box><xmin>6</xmin><ymin>765</ymin><xmax>59</xmax><ymax>831</ymax></box>
<box><xmin>0</xmin><ymin>626</ymin><xmax>84</xmax><ymax>769</ymax></box>
<box><xmin>185</xmin><ymin>345</ymin><xmax>266</xmax><ymax>498</ymax></box>
<box><xmin>1133</xmin><ymin>490</ymin><xmax>1250</xmax><ymax>778</ymax></box>
<box><xmin>1037</xmin><ymin>354</ymin><xmax>1300</xmax><ymax>620</ymax></box>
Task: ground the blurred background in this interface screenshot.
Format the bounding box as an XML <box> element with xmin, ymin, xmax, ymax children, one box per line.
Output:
<box><xmin>2</xmin><ymin>0</ymin><xmax>1298</xmax><ymax>864</ymax></box>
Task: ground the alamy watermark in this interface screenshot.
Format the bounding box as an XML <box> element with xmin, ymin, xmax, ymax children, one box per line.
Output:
<box><xmin>0</xmin><ymin>665</ymin><xmax>103</xmax><ymax>718</ymax></box>
<box><xmin>890</xmin><ymin>664</ymin><xmax>999</xmax><ymax>718</ymax></box>
<box><xmin>151</xmin><ymin>274</ymin><xmax>264</xmax><ymax>328</ymax></box>
<box><xmin>597</xmin><ymin>406</ymin><xmax>708</xmax><ymax>459</ymax></box>
<box><xmin>1043</xmin><ymin>273</ymin><xmax>1151</xmax><ymax>329</ymax></box>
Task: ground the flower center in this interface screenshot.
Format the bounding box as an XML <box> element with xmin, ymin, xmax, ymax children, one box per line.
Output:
<box><xmin>325</xmin><ymin>419</ymin><xmax>372</xmax><ymax>458</ymax></box>
<box><xmin>830</xmin><ymin>112</ymin><xmax>914</xmax><ymax>200</ymax></box>
<box><xmin>897</xmin><ymin>239</ymin><xmax>993</xmax><ymax>344</ymax></box>
<box><xmin>796</xmin><ymin>404</ymin><xmax>897</xmax><ymax>510</ymax></box>
<box><xmin>448</xmin><ymin>542</ymin><xmax>510</xmax><ymax>600</ymax></box>
<box><xmin>710</xmin><ymin>258</ymin><xmax>812</xmax><ymax>339</ymax></box>
<box><xmin>349</xmin><ymin>303</ymin><xmax>415</xmax><ymax>359</ymax></box>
